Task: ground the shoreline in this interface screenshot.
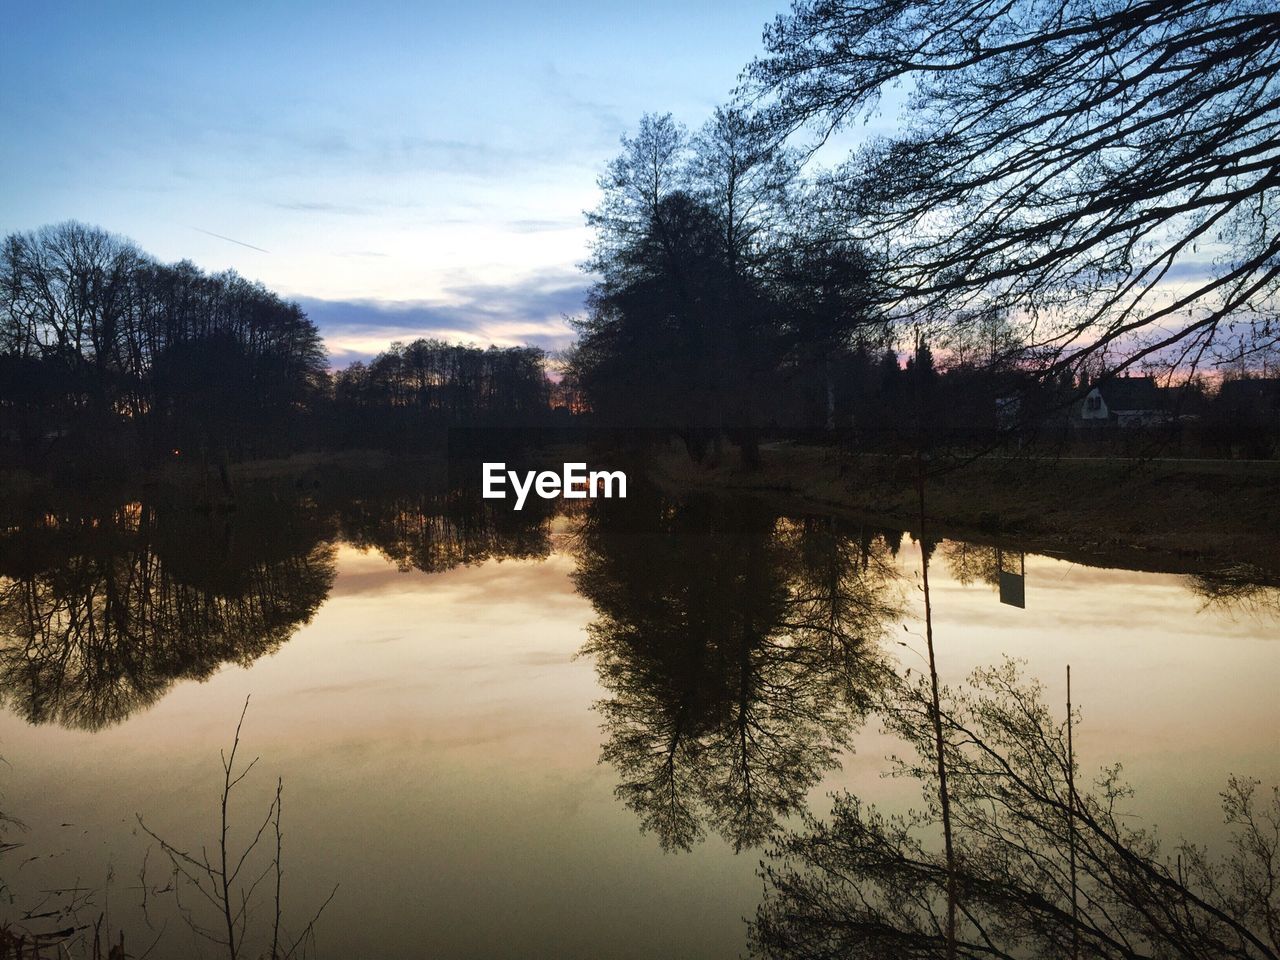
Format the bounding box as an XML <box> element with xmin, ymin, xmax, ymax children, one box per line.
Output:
<box><xmin>645</xmin><ymin>444</ymin><xmax>1280</xmax><ymax>580</ymax></box>
<box><xmin>3</xmin><ymin>444</ymin><xmax>1277</xmax><ymax>580</ymax></box>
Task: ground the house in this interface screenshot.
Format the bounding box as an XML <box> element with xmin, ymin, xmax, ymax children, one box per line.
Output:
<box><xmin>1077</xmin><ymin>374</ymin><xmax>1162</xmax><ymax>427</ymax></box>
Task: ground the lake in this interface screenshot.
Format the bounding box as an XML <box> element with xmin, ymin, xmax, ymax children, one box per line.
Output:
<box><xmin>1</xmin><ymin>478</ymin><xmax>1276</xmax><ymax>958</ymax></box>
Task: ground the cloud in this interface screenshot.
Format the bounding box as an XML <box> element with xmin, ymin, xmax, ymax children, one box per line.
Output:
<box><xmin>270</xmin><ymin>200</ymin><xmax>373</xmax><ymax>215</ymax></box>
<box><xmin>505</xmin><ymin>217</ymin><xmax>582</xmax><ymax>233</ymax></box>
<box><xmin>378</xmin><ymin>136</ymin><xmax>536</xmax><ymax>177</ymax></box>
<box><xmin>536</xmin><ymin>62</ymin><xmax>627</xmax><ymax>149</ymax></box>
<box><xmin>298</xmin><ymin>270</ymin><xmax>589</xmax><ymax>365</ymax></box>
<box><xmin>1155</xmin><ymin>260</ymin><xmax>1221</xmax><ymax>284</ymax></box>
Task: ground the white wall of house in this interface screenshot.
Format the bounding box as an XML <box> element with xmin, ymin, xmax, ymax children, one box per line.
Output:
<box><xmin>1080</xmin><ymin>387</ymin><xmax>1109</xmax><ymax>420</ymax></box>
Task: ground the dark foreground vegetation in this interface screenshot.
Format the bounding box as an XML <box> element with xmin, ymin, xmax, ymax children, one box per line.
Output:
<box><xmin>1</xmin><ymin>699</ymin><xmax>334</xmax><ymax>960</ymax></box>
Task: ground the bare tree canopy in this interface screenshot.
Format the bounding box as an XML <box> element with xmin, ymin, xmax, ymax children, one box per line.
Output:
<box><xmin>748</xmin><ymin>0</ymin><xmax>1280</xmax><ymax>378</ymax></box>
<box><xmin>0</xmin><ymin>221</ymin><xmax>330</xmax><ymax>460</ymax></box>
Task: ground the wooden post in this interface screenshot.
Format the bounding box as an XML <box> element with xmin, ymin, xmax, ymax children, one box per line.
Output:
<box><xmin>919</xmin><ymin>457</ymin><xmax>957</xmax><ymax>960</ymax></box>
<box><xmin>1068</xmin><ymin>664</ymin><xmax>1079</xmax><ymax>960</ymax></box>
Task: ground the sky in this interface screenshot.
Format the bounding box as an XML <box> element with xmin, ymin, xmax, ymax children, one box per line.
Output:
<box><xmin>1</xmin><ymin>0</ymin><xmax>799</xmax><ymax>365</ymax></box>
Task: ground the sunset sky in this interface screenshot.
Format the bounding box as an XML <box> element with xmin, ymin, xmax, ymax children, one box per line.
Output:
<box><xmin>1</xmin><ymin>0</ymin><xmax>798</xmax><ymax>364</ymax></box>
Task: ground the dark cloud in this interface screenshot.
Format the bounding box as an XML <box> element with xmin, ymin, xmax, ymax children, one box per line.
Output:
<box><xmin>298</xmin><ymin>271</ymin><xmax>589</xmax><ymax>366</ymax></box>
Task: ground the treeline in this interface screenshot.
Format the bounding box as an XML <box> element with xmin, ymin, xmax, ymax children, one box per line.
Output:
<box><xmin>795</xmin><ymin>339</ymin><xmax>1061</xmax><ymax>451</ymax></box>
<box><xmin>332</xmin><ymin>339</ymin><xmax>553</xmax><ymax>448</ymax></box>
<box><xmin>0</xmin><ymin>222</ymin><xmax>328</xmax><ymax>463</ymax></box>
<box><xmin>0</xmin><ymin>222</ymin><xmax>567</xmax><ymax>469</ymax></box>
<box><xmin>7</xmin><ymin>210</ymin><xmax>1275</xmax><ymax>473</ymax></box>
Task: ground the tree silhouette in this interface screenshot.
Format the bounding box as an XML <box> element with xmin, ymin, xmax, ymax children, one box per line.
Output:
<box><xmin>572</xmin><ymin>114</ymin><xmax>882</xmax><ymax>463</ymax></box>
<box><xmin>748</xmin><ymin>0</ymin><xmax>1280</xmax><ymax>383</ymax></box>
<box><xmin>0</xmin><ymin>222</ymin><xmax>328</xmax><ymax>463</ymax></box>
<box><xmin>331</xmin><ymin>339</ymin><xmax>553</xmax><ymax>449</ymax></box>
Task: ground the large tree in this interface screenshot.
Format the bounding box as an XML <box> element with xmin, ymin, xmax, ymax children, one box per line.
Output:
<box><xmin>573</xmin><ymin>112</ymin><xmax>884</xmax><ymax>462</ymax></box>
<box><xmin>749</xmin><ymin>0</ymin><xmax>1280</xmax><ymax>381</ymax></box>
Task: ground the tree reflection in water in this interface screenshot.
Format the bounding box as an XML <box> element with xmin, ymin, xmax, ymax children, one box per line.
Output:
<box><xmin>0</xmin><ymin>495</ymin><xmax>337</xmax><ymax>730</ymax></box>
<box><xmin>751</xmin><ymin>659</ymin><xmax>1280</xmax><ymax>960</ymax></box>
<box><xmin>943</xmin><ymin>541</ymin><xmax>1003</xmax><ymax>589</ymax></box>
<box><xmin>570</xmin><ymin>488</ymin><xmax>903</xmax><ymax>852</ymax></box>
<box><xmin>329</xmin><ymin>482</ymin><xmax>555</xmax><ymax>573</ymax></box>
<box><xmin>3</xmin><ymin>478</ymin><xmax>1277</xmax><ymax>959</ymax></box>
<box><xmin>1188</xmin><ymin>569</ymin><xmax>1280</xmax><ymax>621</ymax></box>
<box><xmin>0</xmin><ymin>479</ymin><xmax>557</xmax><ymax>731</ymax></box>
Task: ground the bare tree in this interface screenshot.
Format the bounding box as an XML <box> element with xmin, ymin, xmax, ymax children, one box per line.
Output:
<box><xmin>748</xmin><ymin>0</ymin><xmax>1280</xmax><ymax>382</ymax></box>
<box><xmin>138</xmin><ymin>698</ymin><xmax>337</xmax><ymax>960</ymax></box>
<box><xmin>586</xmin><ymin>112</ymin><xmax>690</xmax><ymax>281</ymax></box>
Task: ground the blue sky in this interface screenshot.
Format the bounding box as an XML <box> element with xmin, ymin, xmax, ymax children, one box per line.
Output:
<box><xmin>2</xmin><ymin>0</ymin><xmax>800</xmax><ymax>364</ymax></box>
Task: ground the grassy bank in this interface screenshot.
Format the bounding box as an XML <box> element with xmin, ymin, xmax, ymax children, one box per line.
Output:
<box><xmin>0</xmin><ymin>449</ymin><xmax>412</xmax><ymax>502</ymax></box>
<box><xmin>647</xmin><ymin>444</ymin><xmax>1280</xmax><ymax>577</ymax></box>
<box><xmin>4</xmin><ymin>442</ymin><xmax>1275</xmax><ymax>577</ymax></box>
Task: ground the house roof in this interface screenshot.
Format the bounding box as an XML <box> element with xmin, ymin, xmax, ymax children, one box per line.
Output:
<box><xmin>1095</xmin><ymin>376</ymin><xmax>1159</xmax><ymax>411</ymax></box>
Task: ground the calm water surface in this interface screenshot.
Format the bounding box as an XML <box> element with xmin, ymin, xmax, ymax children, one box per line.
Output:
<box><xmin>1</xmin><ymin>483</ymin><xmax>1276</xmax><ymax>958</ymax></box>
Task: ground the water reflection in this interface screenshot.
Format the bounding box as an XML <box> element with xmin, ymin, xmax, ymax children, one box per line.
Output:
<box><xmin>0</xmin><ymin>480</ymin><xmax>1276</xmax><ymax>957</ymax></box>
<box><xmin>329</xmin><ymin>483</ymin><xmax>555</xmax><ymax>573</ymax></box>
<box><xmin>0</xmin><ymin>481</ymin><xmax>557</xmax><ymax>731</ymax></box>
<box><xmin>0</xmin><ymin>495</ymin><xmax>336</xmax><ymax>730</ymax></box>
<box><xmin>750</xmin><ymin>659</ymin><xmax>1280</xmax><ymax>960</ymax></box>
<box><xmin>1188</xmin><ymin>569</ymin><xmax>1280</xmax><ymax>619</ymax></box>
<box><xmin>570</xmin><ymin>489</ymin><xmax>902</xmax><ymax>851</ymax></box>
